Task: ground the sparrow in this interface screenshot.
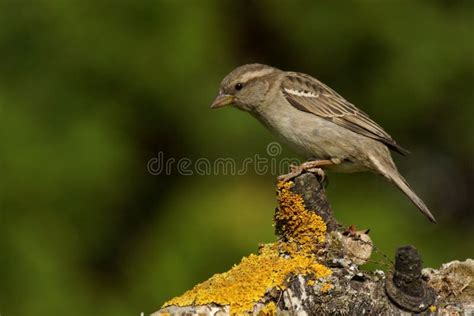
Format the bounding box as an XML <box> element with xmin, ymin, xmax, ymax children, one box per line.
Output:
<box><xmin>210</xmin><ymin>63</ymin><xmax>437</xmax><ymax>223</ymax></box>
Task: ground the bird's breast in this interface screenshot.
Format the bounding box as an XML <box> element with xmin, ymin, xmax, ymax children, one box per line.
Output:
<box><xmin>254</xmin><ymin>100</ymin><xmax>370</xmax><ymax>173</ymax></box>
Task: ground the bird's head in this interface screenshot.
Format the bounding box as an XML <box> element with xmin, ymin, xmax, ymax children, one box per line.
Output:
<box><xmin>210</xmin><ymin>63</ymin><xmax>279</xmax><ymax>112</ymax></box>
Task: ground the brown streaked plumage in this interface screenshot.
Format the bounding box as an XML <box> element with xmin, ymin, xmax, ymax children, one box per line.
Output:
<box><xmin>210</xmin><ymin>63</ymin><xmax>437</xmax><ymax>223</ymax></box>
<box><xmin>281</xmin><ymin>73</ymin><xmax>410</xmax><ymax>155</ymax></box>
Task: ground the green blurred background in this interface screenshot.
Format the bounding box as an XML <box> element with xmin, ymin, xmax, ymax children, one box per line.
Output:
<box><xmin>1</xmin><ymin>1</ymin><xmax>473</xmax><ymax>315</ymax></box>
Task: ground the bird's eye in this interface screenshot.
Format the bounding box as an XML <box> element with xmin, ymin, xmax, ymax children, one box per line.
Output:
<box><xmin>235</xmin><ymin>83</ymin><xmax>243</xmax><ymax>91</ymax></box>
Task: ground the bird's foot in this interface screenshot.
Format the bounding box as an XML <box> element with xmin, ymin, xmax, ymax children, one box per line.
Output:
<box><xmin>278</xmin><ymin>160</ymin><xmax>330</xmax><ymax>183</ymax></box>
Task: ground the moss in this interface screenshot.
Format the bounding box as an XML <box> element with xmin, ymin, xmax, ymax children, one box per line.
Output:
<box><xmin>163</xmin><ymin>180</ymin><xmax>331</xmax><ymax>314</ymax></box>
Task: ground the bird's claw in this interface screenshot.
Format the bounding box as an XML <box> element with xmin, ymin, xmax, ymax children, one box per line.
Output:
<box><xmin>277</xmin><ymin>164</ymin><xmax>303</xmax><ymax>183</ymax></box>
<box><xmin>278</xmin><ymin>161</ymin><xmax>326</xmax><ymax>183</ymax></box>
<box><xmin>307</xmin><ymin>167</ymin><xmax>326</xmax><ymax>183</ymax></box>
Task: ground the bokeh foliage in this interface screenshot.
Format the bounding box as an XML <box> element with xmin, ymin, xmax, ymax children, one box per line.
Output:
<box><xmin>1</xmin><ymin>1</ymin><xmax>473</xmax><ymax>315</ymax></box>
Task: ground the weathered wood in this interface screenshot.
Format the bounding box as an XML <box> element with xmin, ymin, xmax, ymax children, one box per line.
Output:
<box><xmin>288</xmin><ymin>173</ymin><xmax>338</xmax><ymax>232</ymax></box>
<box><xmin>155</xmin><ymin>173</ymin><xmax>474</xmax><ymax>315</ymax></box>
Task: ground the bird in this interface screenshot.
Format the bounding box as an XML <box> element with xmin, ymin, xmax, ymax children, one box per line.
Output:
<box><xmin>210</xmin><ymin>63</ymin><xmax>437</xmax><ymax>223</ymax></box>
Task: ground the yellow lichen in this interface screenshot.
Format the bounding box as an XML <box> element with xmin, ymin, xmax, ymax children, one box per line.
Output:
<box><xmin>320</xmin><ymin>283</ymin><xmax>332</xmax><ymax>293</ymax></box>
<box><xmin>163</xmin><ymin>180</ymin><xmax>331</xmax><ymax>314</ymax></box>
<box><xmin>258</xmin><ymin>301</ymin><xmax>277</xmax><ymax>315</ymax></box>
<box><xmin>274</xmin><ymin>181</ymin><xmax>326</xmax><ymax>255</ymax></box>
<box><xmin>429</xmin><ymin>305</ymin><xmax>437</xmax><ymax>313</ymax></box>
<box><xmin>163</xmin><ymin>244</ymin><xmax>331</xmax><ymax>314</ymax></box>
<box><xmin>306</xmin><ymin>279</ymin><xmax>315</xmax><ymax>286</ymax></box>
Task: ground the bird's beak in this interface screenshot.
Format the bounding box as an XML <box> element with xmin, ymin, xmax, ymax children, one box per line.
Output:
<box><xmin>210</xmin><ymin>93</ymin><xmax>235</xmax><ymax>109</ymax></box>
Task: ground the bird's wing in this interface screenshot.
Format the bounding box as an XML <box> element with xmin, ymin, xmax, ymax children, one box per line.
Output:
<box><xmin>281</xmin><ymin>72</ymin><xmax>409</xmax><ymax>155</ymax></box>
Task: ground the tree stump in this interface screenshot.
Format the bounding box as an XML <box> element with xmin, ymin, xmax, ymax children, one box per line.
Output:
<box><xmin>154</xmin><ymin>173</ymin><xmax>474</xmax><ymax>315</ymax></box>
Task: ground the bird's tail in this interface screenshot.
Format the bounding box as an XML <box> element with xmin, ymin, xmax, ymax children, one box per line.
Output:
<box><xmin>387</xmin><ymin>172</ymin><xmax>437</xmax><ymax>223</ymax></box>
<box><xmin>370</xmin><ymin>154</ymin><xmax>437</xmax><ymax>223</ymax></box>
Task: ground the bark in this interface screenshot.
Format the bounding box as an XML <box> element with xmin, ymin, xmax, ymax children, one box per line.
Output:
<box><xmin>155</xmin><ymin>173</ymin><xmax>474</xmax><ymax>315</ymax></box>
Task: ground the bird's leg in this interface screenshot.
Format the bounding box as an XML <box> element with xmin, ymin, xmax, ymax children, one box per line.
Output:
<box><xmin>278</xmin><ymin>159</ymin><xmax>333</xmax><ymax>183</ymax></box>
